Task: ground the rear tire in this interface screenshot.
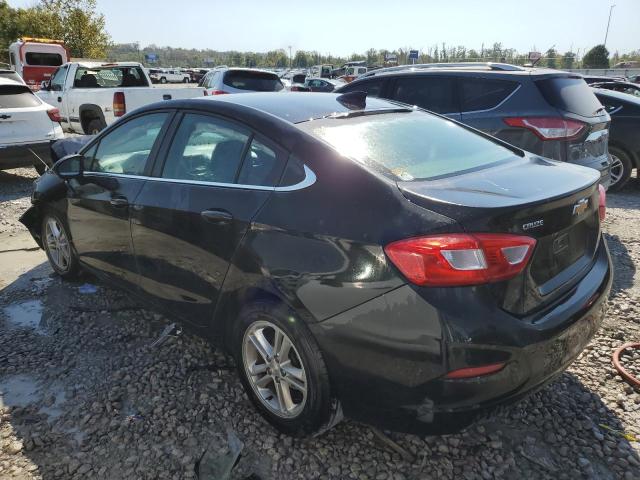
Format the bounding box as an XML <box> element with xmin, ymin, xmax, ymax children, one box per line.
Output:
<box><xmin>42</xmin><ymin>211</ymin><xmax>80</xmax><ymax>280</ymax></box>
<box><xmin>183</xmin><ymin>77</ymin><xmax>189</xmax><ymax>83</ymax></box>
<box><xmin>609</xmin><ymin>146</ymin><xmax>633</xmax><ymax>191</ymax></box>
<box><xmin>86</xmin><ymin>119</ymin><xmax>106</xmax><ymax>135</ymax></box>
<box><xmin>233</xmin><ymin>301</ymin><xmax>337</xmax><ymax>436</ymax></box>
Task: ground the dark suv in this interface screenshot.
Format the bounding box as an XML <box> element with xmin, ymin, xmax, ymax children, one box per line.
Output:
<box><xmin>336</xmin><ymin>63</ymin><xmax>612</xmax><ymax>187</ymax></box>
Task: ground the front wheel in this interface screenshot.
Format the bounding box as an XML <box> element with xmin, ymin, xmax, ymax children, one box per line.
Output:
<box><xmin>233</xmin><ymin>301</ymin><xmax>338</xmax><ymax>436</ymax></box>
<box><xmin>609</xmin><ymin>147</ymin><xmax>633</xmax><ymax>191</ymax></box>
<box><xmin>160</xmin><ymin>77</ymin><xmax>167</xmax><ymax>84</ymax></box>
<box><xmin>42</xmin><ymin>212</ymin><xmax>80</xmax><ymax>279</ymax></box>
<box><xmin>183</xmin><ymin>77</ymin><xmax>189</xmax><ymax>83</ymax></box>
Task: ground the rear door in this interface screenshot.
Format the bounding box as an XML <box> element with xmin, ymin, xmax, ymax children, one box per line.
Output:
<box><xmin>386</xmin><ymin>75</ymin><xmax>461</xmax><ymax>120</ymax></box>
<box><xmin>130</xmin><ymin>111</ymin><xmax>286</xmax><ymax>328</ymax></box>
<box><xmin>66</xmin><ymin>111</ymin><xmax>172</xmax><ymax>288</ymax></box>
<box><xmin>459</xmin><ymin>76</ymin><xmax>520</xmax><ymax>130</ymax></box>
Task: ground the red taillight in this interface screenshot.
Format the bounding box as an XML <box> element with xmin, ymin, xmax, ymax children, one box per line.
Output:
<box><xmin>598</xmin><ymin>184</ymin><xmax>606</xmax><ymax>222</ymax></box>
<box><xmin>210</xmin><ymin>90</ymin><xmax>229</xmax><ymax>95</ymax></box>
<box><xmin>503</xmin><ymin>117</ymin><xmax>585</xmax><ymax>140</ymax></box>
<box><xmin>113</xmin><ymin>91</ymin><xmax>126</xmax><ymax>117</ymax></box>
<box><xmin>384</xmin><ymin>233</ymin><xmax>536</xmax><ymax>287</ymax></box>
<box><xmin>445</xmin><ymin>362</ymin><xmax>506</xmax><ymax>379</ymax></box>
<box><xmin>47</xmin><ymin>108</ymin><xmax>61</xmax><ymax>123</ymax></box>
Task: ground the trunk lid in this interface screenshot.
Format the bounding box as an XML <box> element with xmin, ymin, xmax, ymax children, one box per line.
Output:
<box><xmin>399</xmin><ymin>155</ymin><xmax>601</xmax><ymax>315</ymax></box>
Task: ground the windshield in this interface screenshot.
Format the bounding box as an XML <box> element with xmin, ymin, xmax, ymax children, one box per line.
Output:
<box><xmin>223</xmin><ymin>70</ymin><xmax>284</xmax><ymax>92</ymax></box>
<box><xmin>301</xmin><ymin>112</ymin><xmax>516</xmax><ymax>181</ymax></box>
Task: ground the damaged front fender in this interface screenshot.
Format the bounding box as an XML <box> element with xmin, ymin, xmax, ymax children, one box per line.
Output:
<box><xmin>19</xmin><ymin>206</ymin><xmax>44</xmax><ymax>249</ymax></box>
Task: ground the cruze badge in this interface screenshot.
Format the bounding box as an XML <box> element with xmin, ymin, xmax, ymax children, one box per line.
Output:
<box><xmin>523</xmin><ymin>219</ymin><xmax>544</xmax><ymax>231</ymax></box>
<box><xmin>572</xmin><ymin>198</ymin><xmax>589</xmax><ymax>216</ymax></box>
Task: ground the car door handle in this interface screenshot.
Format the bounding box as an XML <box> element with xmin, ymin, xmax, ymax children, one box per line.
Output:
<box><xmin>57</xmin><ymin>97</ymin><xmax>62</xmax><ymax>103</ymax></box>
<box><xmin>201</xmin><ymin>209</ymin><xmax>233</xmax><ymax>224</ymax></box>
<box><xmin>110</xmin><ymin>197</ymin><xmax>129</xmax><ymax>207</ymax></box>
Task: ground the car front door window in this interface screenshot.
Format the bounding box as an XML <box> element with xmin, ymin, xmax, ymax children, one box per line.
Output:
<box><xmin>50</xmin><ymin>66</ymin><xmax>67</xmax><ymax>91</ymax></box>
<box><xmin>88</xmin><ymin>113</ymin><xmax>168</xmax><ymax>175</ymax></box>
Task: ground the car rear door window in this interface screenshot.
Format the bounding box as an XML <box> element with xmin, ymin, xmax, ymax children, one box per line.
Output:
<box><xmin>88</xmin><ymin>113</ymin><xmax>168</xmax><ymax>175</ymax></box>
<box><xmin>390</xmin><ymin>76</ymin><xmax>457</xmax><ymax>114</ymax></box>
<box><xmin>237</xmin><ymin>138</ymin><xmax>284</xmax><ymax>187</ymax></box>
<box><xmin>162</xmin><ymin>113</ymin><xmax>250</xmax><ymax>184</ymax></box>
<box><xmin>0</xmin><ymin>85</ymin><xmax>41</xmax><ymax>108</ymax></box>
<box><xmin>460</xmin><ymin>77</ymin><xmax>519</xmax><ymax>112</ymax></box>
<box><xmin>340</xmin><ymin>79</ymin><xmax>384</xmax><ymax>97</ymax></box>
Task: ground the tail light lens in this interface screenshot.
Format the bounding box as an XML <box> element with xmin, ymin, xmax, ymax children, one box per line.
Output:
<box><xmin>210</xmin><ymin>90</ymin><xmax>229</xmax><ymax>95</ymax></box>
<box><xmin>47</xmin><ymin>108</ymin><xmax>61</xmax><ymax>123</ymax></box>
<box><xmin>113</xmin><ymin>91</ymin><xmax>126</xmax><ymax>117</ymax></box>
<box><xmin>503</xmin><ymin>117</ymin><xmax>585</xmax><ymax>140</ymax></box>
<box><xmin>445</xmin><ymin>362</ymin><xmax>506</xmax><ymax>379</ymax></box>
<box><xmin>598</xmin><ymin>184</ymin><xmax>606</xmax><ymax>222</ymax></box>
<box><xmin>385</xmin><ymin>233</ymin><xmax>536</xmax><ymax>287</ymax></box>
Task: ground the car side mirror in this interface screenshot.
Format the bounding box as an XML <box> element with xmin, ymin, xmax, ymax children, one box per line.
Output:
<box><xmin>53</xmin><ymin>154</ymin><xmax>84</xmax><ymax>179</ymax></box>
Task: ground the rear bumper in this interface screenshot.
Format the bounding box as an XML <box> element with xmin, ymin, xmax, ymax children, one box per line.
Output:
<box><xmin>0</xmin><ymin>141</ymin><xmax>53</xmax><ymax>170</ymax></box>
<box><xmin>309</xmin><ymin>238</ymin><xmax>612</xmax><ymax>434</ymax></box>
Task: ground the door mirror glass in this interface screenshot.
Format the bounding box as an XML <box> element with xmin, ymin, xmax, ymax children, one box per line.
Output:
<box><xmin>54</xmin><ymin>154</ymin><xmax>83</xmax><ymax>179</ymax></box>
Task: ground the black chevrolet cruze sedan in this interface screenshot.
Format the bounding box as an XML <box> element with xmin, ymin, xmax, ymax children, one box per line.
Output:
<box><xmin>21</xmin><ymin>92</ymin><xmax>612</xmax><ymax>436</ymax></box>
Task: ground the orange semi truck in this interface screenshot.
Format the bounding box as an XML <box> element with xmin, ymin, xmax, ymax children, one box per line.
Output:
<box><xmin>8</xmin><ymin>38</ymin><xmax>69</xmax><ymax>90</ymax></box>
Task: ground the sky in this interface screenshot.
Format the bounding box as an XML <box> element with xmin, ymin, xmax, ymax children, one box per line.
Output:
<box><xmin>7</xmin><ymin>0</ymin><xmax>639</xmax><ymax>57</ymax></box>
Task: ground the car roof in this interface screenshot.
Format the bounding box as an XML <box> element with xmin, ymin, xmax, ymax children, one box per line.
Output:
<box><xmin>0</xmin><ymin>77</ymin><xmax>27</xmax><ymax>87</ymax></box>
<box><xmin>358</xmin><ymin>63</ymin><xmax>566</xmax><ymax>80</ymax></box>
<box><xmin>164</xmin><ymin>92</ymin><xmax>407</xmax><ymax>124</ymax></box>
<box><xmin>593</xmin><ymin>87</ymin><xmax>640</xmax><ymax>104</ymax></box>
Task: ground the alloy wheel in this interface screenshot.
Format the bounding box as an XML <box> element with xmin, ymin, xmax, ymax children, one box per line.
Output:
<box><xmin>610</xmin><ymin>154</ymin><xmax>624</xmax><ymax>186</ymax></box>
<box><xmin>45</xmin><ymin>217</ymin><xmax>71</xmax><ymax>272</ymax></box>
<box><xmin>242</xmin><ymin>320</ymin><xmax>308</xmax><ymax>418</ymax></box>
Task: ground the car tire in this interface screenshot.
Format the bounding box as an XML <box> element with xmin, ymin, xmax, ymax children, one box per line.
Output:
<box><xmin>42</xmin><ymin>211</ymin><xmax>80</xmax><ymax>280</ymax></box>
<box><xmin>86</xmin><ymin>119</ymin><xmax>106</xmax><ymax>135</ymax></box>
<box><xmin>609</xmin><ymin>146</ymin><xmax>633</xmax><ymax>192</ymax></box>
<box><xmin>160</xmin><ymin>77</ymin><xmax>167</xmax><ymax>84</ymax></box>
<box><xmin>233</xmin><ymin>301</ymin><xmax>338</xmax><ymax>436</ymax></box>
<box><xmin>183</xmin><ymin>77</ymin><xmax>189</xmax><ymax>83</ymax></box>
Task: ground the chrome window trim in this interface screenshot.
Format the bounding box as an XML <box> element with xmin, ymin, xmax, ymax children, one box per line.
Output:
<box><xmin>461</xmin><ymin>83</ymin><xmax>522</xmax><ymax>115</ymax></box>
<box><xmin>83</xmin><ymin>164</ymin><xmax>316</xmax><ymax>192</ymax></box>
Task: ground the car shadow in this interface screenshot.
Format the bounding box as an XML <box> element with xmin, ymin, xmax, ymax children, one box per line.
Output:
<box><xmin>0</xmin><ymin>169</ymin><xmax>38</xmax><ymax>202</ymax></box>
<box><xmin>605</xmin><ymin>232</ymin><xmax>636</xmax><ymax>296</ymax></box>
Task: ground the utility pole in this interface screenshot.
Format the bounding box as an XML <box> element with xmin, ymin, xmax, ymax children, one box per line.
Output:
<box><xmin>604</xmin><ymin>3</ymin><xmax>616</xmax><ymax>47</ymax></box>
<box><xmin>288</xmin><ymin>45</ymin><xmax>292</xmax><ymax>69</ymax></box>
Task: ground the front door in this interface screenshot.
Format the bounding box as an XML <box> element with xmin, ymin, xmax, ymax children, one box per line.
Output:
<box><xmin>66</xmin><ymin>112</ymin><xmax>171</xmax><ymax>288</ymax></box>
<box><xmin>131</xmin><ymin>112</ymin><xmax>286</xmax><ymax>328</ymax></box>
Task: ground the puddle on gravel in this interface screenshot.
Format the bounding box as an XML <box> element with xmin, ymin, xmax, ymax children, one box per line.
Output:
<box><xmin>3</xmin><ymin>299</ymin><xmax>45</xmax><ymax>333</ymax></box>
<box><xmin>0</xmin><ymin>374</ymin><xmax>40</xmax><ymax>408</ymax></box>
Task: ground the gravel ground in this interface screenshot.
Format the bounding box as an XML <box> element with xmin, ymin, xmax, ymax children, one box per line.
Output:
<box><xmin>1</xmin><ymin>166</ymin><xmax>640</xmax><ymax>479</ymax></box>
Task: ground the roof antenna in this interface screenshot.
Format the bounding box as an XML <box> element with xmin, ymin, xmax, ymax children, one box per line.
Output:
<box><xmin>336</xmin><ymin>91</ymin><xmax>367</xmax><ymax>110</ymax></box>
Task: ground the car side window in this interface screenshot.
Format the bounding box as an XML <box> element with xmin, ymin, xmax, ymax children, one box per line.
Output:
<box><xmin>340</xmin><ymin>79</ymin><xmax>384</xmax><ymax>97</ymax></box>
<box><xmin>162</xmin><ymin>113</ymin><xmax>250</xmax><ymax>183</ymax></box>
<box><xmin>237</xmin><ymin>138</ymin><xmax>284</xmax><ymax>187</ymax></box>
<box><xmin>460</xmin><ymin>78</ymin><xmax>519</xmax><ymax>112</ymax></box>
<box><xmin>88</xmin><ymin>113</ymin><xmax>168</xmax><ymax>175</ymax></box>
<box><xmin>50</xmin><ymin>66</ymin><xmax>68</xmax><ymax>91</ymax></box>
<box><xmin>390</xmin><ymin>76</ymin><xmax>457</xmax><ymax>114</ymax></box>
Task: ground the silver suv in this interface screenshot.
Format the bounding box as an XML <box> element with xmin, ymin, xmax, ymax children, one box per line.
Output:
<box><xmin>200</xmin><ymin>67</ymin><xmax>284</xmax><ymax>95</ymax></box>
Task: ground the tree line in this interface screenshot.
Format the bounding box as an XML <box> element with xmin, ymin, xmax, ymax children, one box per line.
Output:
<box><xmin>1</xmin><ymin>0</ymin><xmax>637</xmax><ymax>70</ymax></box>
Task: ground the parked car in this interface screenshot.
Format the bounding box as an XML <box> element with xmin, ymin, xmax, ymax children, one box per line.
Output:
<box><xmin>200</xmin><ymin>67</ymin><xmax>284</xmax><ymax>95</ymax></box>
<box><xmin>593</xmin><ymin>88</ymin><xmax>640</xmax><ymax>190</ymax></box>
<box><xmin>188</xmin><ymin>68</ymin><xmax>209</xmax><ymax>84</ymax></box>
<box><xmin>340</xmin><ymin>66</ymin><xmax>368</xmax><ymax>83</ymax></box>
<box><xmin>21</xmin><ymin>92</ymin><xmax>611</xmax><ymax>436</ymax></box>
<box><xmin>290</xmin><ymin>77</ymin><xmax>344</xmax><ymax>92</ymax></box>
<box><xmin>590</xmin><ymin>81</ymin><xmax>640</xmax><ymax>98</ymax></box>
<box><xmin>0</xmin><ymin>77</ymin><xmax>64</xmax><ymax>174</ymax></box>
<box><xmin>337</xmin><ymin>63</ymin><xmax>612</xmax><ymax>187</ymax></box>
<box><xmin>581</xmin><ymin>75</ymin><xmax>627</xmax><ymax>85</ymax></box>
<box><xmin>149</xmin><ymin>68</ymin><xmax>190</xmax><ymax>84</ymax></box>
<box><xmin>629</xmin><ymin>75</ymin><xmax>640</xmax><ymax>85</ymax></box>
<box><xmin>37</xmin><ymin>62</ymin><xmax>205</xmax><ymax>134</ymax></box>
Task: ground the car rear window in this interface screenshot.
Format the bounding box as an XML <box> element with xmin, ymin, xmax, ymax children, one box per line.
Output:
<box><xmin>339</xmin><ymin>79</ymin><xmax>385</xmax><ymax>97</ymax></box>
<box><xmin>223</xmin><ymin>70</ymin><xmax>284</xmax><ymax>92</ymax></box>
<box><xmin>0</xmin><ymin>85</ymin><xmax>41</xmax><ymax>108</ymax></box>
<box><xmin>73</xmin><ymin>66</ymin><xmax>149</xmax><ymax>88</ymax></box>
<box><xmin>25</xmin><ymin>52</ymin><xmax>63</xmax><ymax>66</ymax></box>
<box><xmin>536</xmin><ymin>77</ymin><xmax>604</xmax><ymax>117</ymax></box>
<box><xmin>0</xmin><ymin>71</ymin><xmax>23</xmax><ymax>84</ymax></box>
<box><xmin>302</xmin><ymin>112</ymin><xmax>514</xmax><ymax>181</ymax></box>
<box><xmin>460</xmin><ymin>77</ymin><xmax>519</xmax><ymax>112</ymax></box>
<box><xmin>391</xmin><ymin>76</ymin><xmax>457</xmax><ymax>113</ymax></box>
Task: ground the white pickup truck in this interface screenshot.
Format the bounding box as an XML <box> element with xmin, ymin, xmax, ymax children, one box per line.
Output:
<box><xmin>37</xmin><ymin>62</ymin><xmax>205</xmax><ymax>134</ymax></box>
